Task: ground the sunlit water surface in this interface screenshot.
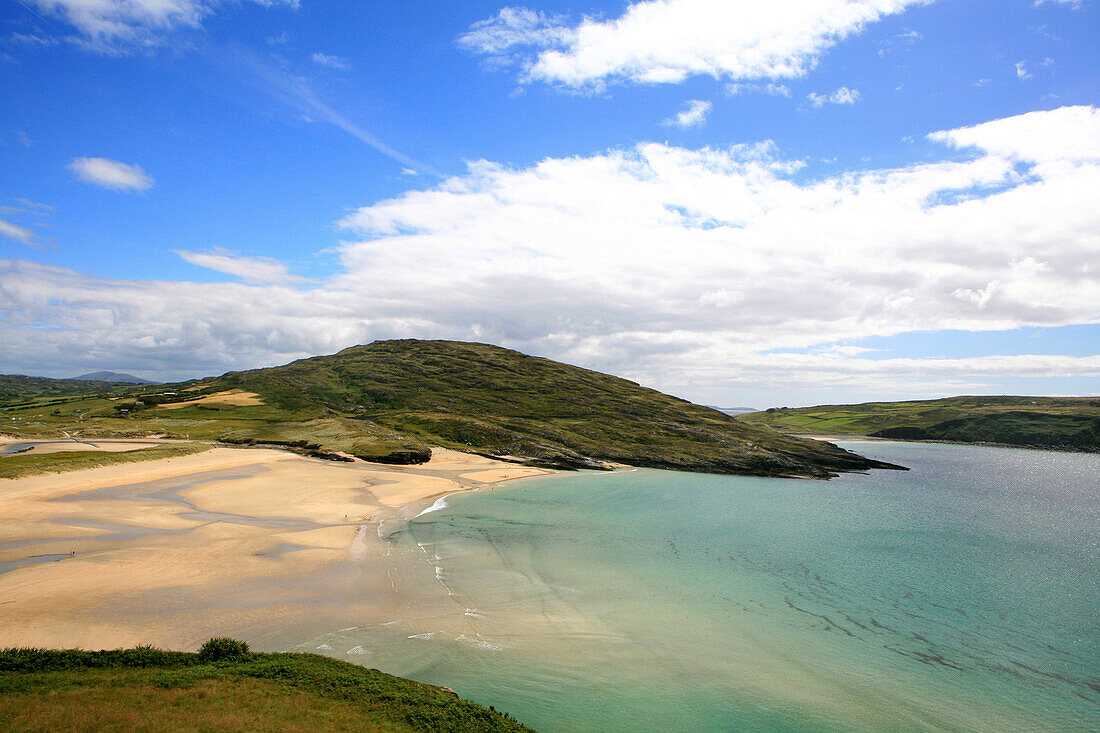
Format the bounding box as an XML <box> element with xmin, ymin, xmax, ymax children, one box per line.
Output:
<box><xmin>292</xmin><ymin>441</ymin><xmax>1099</xmax><ymax>732</ymax></box>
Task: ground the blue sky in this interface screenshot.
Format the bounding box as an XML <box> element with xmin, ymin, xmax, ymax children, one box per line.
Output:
<box><xmin>1</xmin><ymin>0</ymin><xmax>1097</xmax><ymax>407</ymax></box>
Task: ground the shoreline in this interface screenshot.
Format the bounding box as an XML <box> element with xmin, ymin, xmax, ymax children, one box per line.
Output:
<box><xmin>0</xmin><ymin>440</ymin><xmax>552</xmax><ymax>651</ymax></box>
<box><xmin>796</xmin><ymin>433</ymin><xmax>1100</xmax><ymax>453</ymax></box>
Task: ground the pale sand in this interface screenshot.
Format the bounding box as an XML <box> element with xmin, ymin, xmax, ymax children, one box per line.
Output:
<box><xmin>153</xmin><ymin>389</ymin><xmax>264</xmax><ymax>409</ymax></box>
<box><xmin>0</xmin><ymin>445</ymin><xmax>549</xmax><ymax>651</ymax></box>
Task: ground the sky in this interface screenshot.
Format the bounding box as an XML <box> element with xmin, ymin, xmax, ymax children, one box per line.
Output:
<box><xmin>1</xmin><ymin>0</ymin><xmax>1098</xmax><ymax>408</ymax></box>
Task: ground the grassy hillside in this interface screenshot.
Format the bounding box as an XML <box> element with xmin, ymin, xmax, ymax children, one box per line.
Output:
<box><xmin>2</xmin><ymin>340</ymin><xmax>902</xmax><ymax>478</ymax></box>
<box><xmin>0</xmin><ymin>375</ymin><xmax>135</xmax><ymax>403</ymax></box>
<box><xmin>0</xmin><ymin>644</ymin><xmax>532</xmax><ymax>732</ymax></box>
<box><xmin>738</xmin><ymin>396</ymin><xmax>1100</xmax><ymax>452</ymax></box>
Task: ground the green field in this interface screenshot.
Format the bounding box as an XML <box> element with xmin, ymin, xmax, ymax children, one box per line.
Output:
<box><xmin>737</xmin><ymin>395</ymin><xmax>1100</xmax><ymax>451</ymax></box>
<box><xmin>0</xmin><ymin>644</ymin><xmax>532</xmax><ymax>733</ymax></box>
<box><xmin>1</xmin><ymin>340</ymin><xmax>900</xmax><ymax>478</ymax></box>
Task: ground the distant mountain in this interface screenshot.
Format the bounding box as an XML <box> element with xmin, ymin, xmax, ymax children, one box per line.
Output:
<box><xmin>73</xmin><ymin>371</ymin><xmax>156</xmax><ymax>384</ymax></box>
<box><xmin>737</xmin><ymin>396</ymin><xmax>1100</xmax><ymax>452</ymax></box>
<box><xmin>707</xmin><ymin>406</ymin><xmax>758</xmax><ymax>415</ymax></box>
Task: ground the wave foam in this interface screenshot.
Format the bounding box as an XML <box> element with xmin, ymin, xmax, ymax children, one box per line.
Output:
<box><xmin>415</xmin><ymin>496</ymin><xmax>449</xmax><ymax>518</ymax></box>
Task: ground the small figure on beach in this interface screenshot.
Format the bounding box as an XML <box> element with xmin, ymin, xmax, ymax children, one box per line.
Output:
<box><xmin>70</xmin><ymin>550</ymin><xmax>75</xmax><ymax>557</ymax></box>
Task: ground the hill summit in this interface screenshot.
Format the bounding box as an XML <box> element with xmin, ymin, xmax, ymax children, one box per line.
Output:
<box><xmin>208</xmin><ymin>339</ymin><xmax>901</xmax><ymax>478</ymax></box>
<box><xmin>73</xmin><ymin>371</ymin><xmax>156</xmax><ymax>384</ymax></box>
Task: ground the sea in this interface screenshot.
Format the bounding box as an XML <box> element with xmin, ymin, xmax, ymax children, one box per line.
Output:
<box><xmin>293</xmin><ymin>441</ymin><xmax>1099</xmax><ymax>732</ymax></box>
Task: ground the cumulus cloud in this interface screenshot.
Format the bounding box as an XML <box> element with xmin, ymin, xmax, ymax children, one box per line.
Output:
<box><xmin>311</xmin><ymin>52</ymin><xmax>350</xmax><ymax>70</ymax></box>
<box><xmin>3</xmin><ymin>106</ymin><xmax>1099</xmax><ymax>400</ymax></box>
<box><xmin>0</xmin><ymin>219</ymin><xmax>36</xmax><ymax>245</ymax></box>
<box><xmin>175</xmin><ymin>250</ymin><xmax>306</xmax><ymax>284</ymax></box>
<box><xmin>928</xmin><ymin>105</ymin><xmax>1100</xmax><ymax>163</ymax></box>
<box><xmin>807</xmin><ymin>86</ymin><xmax>860</xmax><ymax>107</ymax></box>
<box><xmin>461</xmin><ymin>0</ymin><xmax>927</xmax><ymax>90</ymax></box>
<box><xmin>68</xmin><ymin>157</ymin><xmax>155</xmax><ymax>191</ymax></box>
<box><xmin>664</xmin><ymin>99</ymin><xmax>712</xmax><ymax>128</ymax></box>
<box><xmin>29</xmin><ymin>0</ymin><xmax>299</xmax><ymax>52</ymax></box>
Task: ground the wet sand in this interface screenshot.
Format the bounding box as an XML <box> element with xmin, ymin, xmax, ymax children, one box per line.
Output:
<box><xmin>0</xmin><ymin>444</ymin><xmax>549</xmax><ymax>651</ymax></box>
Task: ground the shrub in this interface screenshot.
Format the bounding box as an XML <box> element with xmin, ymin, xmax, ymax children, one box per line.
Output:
<box><xmin>197</xmin><ymin>638</ymin><xmax>250</xmax><ymax>662</ymax></box>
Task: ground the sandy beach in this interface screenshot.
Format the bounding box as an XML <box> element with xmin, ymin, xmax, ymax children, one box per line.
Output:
<box><xmin>0</xmin><ymin>441</ymin><xmax>549</xmax><ymax>651</ymax></box>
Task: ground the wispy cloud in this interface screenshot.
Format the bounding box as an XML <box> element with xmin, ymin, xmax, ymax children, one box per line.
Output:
<box><xmin>16</xmin><ymin>197</ymin><xmax>55</xmax><ymax>212</ymax></box>
<box><xmin>68</xmin><ymin>157</ymin><xmax>154</xmax><ymax>191</ymax></box>
<box><xmin>663</xmin><ymin>99</ymin><xmax>712</xmax><ymax>128</ymax></box>
<box><xmin>807</xmin><ymin>86</ymin><xmax>861</xmax><ymax>107</ymax></box>
<box><xmin>25</xmin><ymin>0</ymin><xmax>300</xmax><ymax>53</ymax></box>
<box><xmin>311</xmin><ymin>52</ymin><xmax>350</xmax><ymax>70</ymax></box>
<box><xmin>1033</xmin><ymin>0</ymin><xmax>1082</xmax><ymax>8</ymax></box>
<box><xmin>224</xmin><ymin>46</ymin><xmax>443</xmax><ymax>177</ymax></box>
<box><xmin>461</xmin><ymin>0</ymin><xmax>927</xmax><ymax>90</ymax></box>
<box><xmin>0</xmin><ymin>218</ymin><xmax>36</xmax><ymax>245</ymax></box>
<box><xmin>175</xmin><ymin>249</ymin><xmax>306</xmax><ymax>285</ymax></box>
<box><xmin>727</xmin><ymin>82</ymin><xmax>790</xmax><ymax>97</ymax></box>
<box><xmin>1016</xmin><ymin>61</ymin><xmax>1032</xmax><ymax>79</ymax></box>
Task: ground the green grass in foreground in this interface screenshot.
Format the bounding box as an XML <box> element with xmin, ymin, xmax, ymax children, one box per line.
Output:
<box><xmin>0</xmin><ymin>644</ymin><xmax>533</xmax><ymax>733</ymax></box>
<box><xmin>0</xmin><ymin>443</ymin><xmax>213</xmax><ymax>480</ymax></box>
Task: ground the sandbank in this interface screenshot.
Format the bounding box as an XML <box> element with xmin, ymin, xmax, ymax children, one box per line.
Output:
<box><xmin>3</xmin><ymin>439</ymin><xmax>161</xmax><ymax>456</ymax></box>
<box><xmin>0</xmin><ymin>443</ymin><xmax>549</xmax><ymax>651</ymax></box>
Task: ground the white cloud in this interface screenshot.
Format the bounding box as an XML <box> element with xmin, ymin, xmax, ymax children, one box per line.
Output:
<box><xmin>0</xmin><ymin>219</ymin><xmax>35</xmax><ymax>245</ymax></box>
<box><xmin>459</xmin><ymin>7</ymin><xmax>571</xmax><ymax>61</ymax></box>
<box><xmin>311</xmin><ymin>52</ymin><xmax>350</xmax><ymax>70</ymax></box>
<box><xmin>664</xmin><ymin>99</ymin><xmax>712</xmax><ymax>128</ymax></box>
<box><xmin>727</xmin><ymin>82</ymin><xmax>791</xmax><ymax>97</ymax></box>
<box><xmin>68</xmin><ymin>157</ymin><xmax>154</xmax><ymax>192</ymax></box>
<box><xmin>1015</xmin><ymin>61</ymin><xmax>1031</xmax><ymax>79</ymax></box>
<box><xmin>928</xmin><ymin>105</ymin><xmax>1100</xmax><ymax>163</ymax></box>
<box><xmin>16</xmin><ymin>197</ymin><xmax>56</xmax><ymax>212</ymax></box>
<box><xmin>1034</xmin><ymin>0</ymin><xmax>1081</xmax><ymax>7</ymax></box>
<box><xmin>175</xmin><ymin>250</ymin><xmax>305</xmax><ymax>285</ymax></box>
<box><xmin>3</xmin><ymin>107</ymin><xmax>1099</xmax><ymax>400</ymax></box>
<box><xmin>461</xmin><ymin>0</ymin><xmax>927</xmax><ymax>90</ymax></box>
<box><xmin>807</xmin><ymin>86</ymin><xmax>860</xmax><ymax>107</ymax></box>
<box><xmin>29</xmin><ymin>0</ymin><xmax>299</xmax><ymax>52</ymax></box>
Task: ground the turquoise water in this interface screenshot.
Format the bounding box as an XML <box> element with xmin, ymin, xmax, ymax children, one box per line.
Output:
<box><xmin>299</xmin><ymin>441</ymin><xmax>1099</xmax><ymax>731</ymax></box>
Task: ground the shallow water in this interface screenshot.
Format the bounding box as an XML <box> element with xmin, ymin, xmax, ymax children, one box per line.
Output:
<box><xmin>294</xmin><ymin>442</ymin><xmax>1099</xmax><ymax>732</ymax></box>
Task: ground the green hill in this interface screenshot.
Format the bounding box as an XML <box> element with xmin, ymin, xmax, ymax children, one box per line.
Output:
<box><xmin>2</xmin><ymin>340</ymin><xmax>902</xmax><ymax>478</ymax></box>
<box><xmin>0</xmin><ymin>375</ymin><xmax>136</xmax><ymax>403</ymax></box>
<box><xmin>0</xmin><ymin>644</ymin><xmax>532</xmax><ymax>732</ymax></box>
<box><xmin>737</xmin><ymin>395</ymin><xmax>1100</xmax><ymax>452</ymax></box>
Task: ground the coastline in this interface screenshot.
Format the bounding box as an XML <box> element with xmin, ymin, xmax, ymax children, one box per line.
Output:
<box><xmin>0</xmin><ymin>440</ymin><xmax>551</xmax><ymax>651</ymax></box>
<box><xmin>796</xmin><ymin>433</ymin><xmax>1100</xmax><ymax>453</ymax></box>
